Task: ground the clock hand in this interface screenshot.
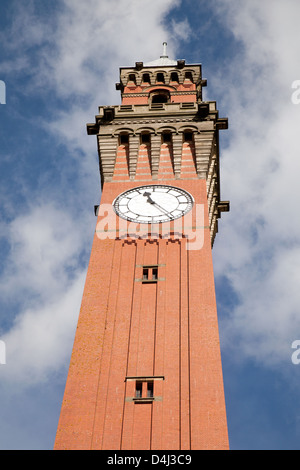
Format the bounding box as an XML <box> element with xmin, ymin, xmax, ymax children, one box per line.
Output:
<box><xmin>153</xmin><ymin>202</ymin><xmax>171</xmax><ymax>216</ymax></box>
<box><xmin>142</xmin><ymin>192</ymin><xmax>172</xmax><ymax>217</ymax></box>
<box><xmin>143</xmin><ymin>191</ymin><xmax>155</xmax><ymax>204</ymax></box>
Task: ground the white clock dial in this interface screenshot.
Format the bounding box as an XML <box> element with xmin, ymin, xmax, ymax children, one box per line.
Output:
<box><xmin>113</xmin><ymin>185</ymin><xmax>194</xmax><ymax>224</ymax></box>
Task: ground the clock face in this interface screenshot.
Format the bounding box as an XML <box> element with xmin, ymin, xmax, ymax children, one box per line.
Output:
<box><xmin>113</xmin><ymin>184</ymin><xmax>194</xmax><ymax>224</ymax></box>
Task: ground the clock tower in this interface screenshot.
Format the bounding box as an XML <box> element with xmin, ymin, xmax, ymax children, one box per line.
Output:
<box><xmin>54</xmin><ymin>44</ymin><xmax>230</xmax><ymax>450</ymax></box>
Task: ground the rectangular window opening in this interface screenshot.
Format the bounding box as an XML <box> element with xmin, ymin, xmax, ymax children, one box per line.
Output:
<box><xmin>147</xmin><ymin>381</ymin><xmax>154</xmax><ymax>398</ymax></box>
<box><xmin>143</xmin><ymin>268</ymin><xmax>149</xmax><ymax>280</ymax></box>
<box><xmin>142</xmin><ymin>265</ymin><xmax>159</xmax><ymax>283</ymax></box>
<box><xmin>152</xmin><ymin>268</ymin><xmax>158</xmax><ymax>280</ymax></box>
<box><xmin>125</xmin><ymin>376</ymin><xmax>164</xmax><ymax>403</ymax></box>
<box><xmin>135</xmin><ymin>381</ymin><xmax>143</xmax><ymax>398</ymax></box>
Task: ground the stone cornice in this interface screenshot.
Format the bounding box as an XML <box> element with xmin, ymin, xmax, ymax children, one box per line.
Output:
<box><xmin>121</xmin><ymin>91</ymin><xmax>197</xmax><ymax>97</ymax></box>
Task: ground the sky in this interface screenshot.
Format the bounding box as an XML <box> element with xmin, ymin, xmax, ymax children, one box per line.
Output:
<box><xmin>1</xmin><ymin>0</ymin><xmax>300</xmax><ymax>450</ymax></box>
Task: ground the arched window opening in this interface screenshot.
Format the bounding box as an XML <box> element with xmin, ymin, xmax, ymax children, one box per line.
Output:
<box><xmin>183</xmin><ymin>131</ymin><xmax>193</xmax><ymax>142</ymax></box>
<box><xmin>128</xmin><ymin>74</ymin><xmax>136</xmax><ymax>84</ymax></box>
<box><xmin>152</xmin><ymin>93</ymin><xmax>169</xmax><ymax>104</ymax></box>
<box><xmin>162</xmin><ymin>132</ymin><xmax>172</xmax><ymax>143</ymax></box>
<box><xmin>141</xmin><ymin>133</ymin><xmax>150</xmax><ymax>144</ymax></box>
<box><xmin>156</xmin><ymin>72</ymin><xmax>165</xmax><ymax>83</ymax></box>
<box><xmin>170</xmin><ymin>72</ymin><xmax>179</xmax><ymax>82</ymax></box>
<box><xmin>119</xmin><ymin>133</ymin><xmax>129</xmax><ymax>145</ymax></box>
<box><xmin>184</xmin><ymin>72</ymin><xmax>193</xmax><ymax>82</ymax></box>
<box><xmin>142</xmin><ymin>73</ymin><xmax>150</xmax><ymax>83</ymax></box>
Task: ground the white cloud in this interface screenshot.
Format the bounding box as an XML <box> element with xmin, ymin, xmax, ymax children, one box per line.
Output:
<box><xmin>0</xmin><ymin>0</ymin><xmax>191</xmax><ymax>390</ymax></box>
<box><xmin>212</xmin><ymin>0</ymin><xmax>300</xmax><ymax>366</ymax></box>
<box><xmin>21</xmin><ymin>0</ymin><xmax>186</xmax><ymax>102</ymax></box>
<box><xmin>2</xmin><ymin>0</ymin><xmax>191</xmax><ymax>149</ymax></box>
<box><xmin>0</xmin><ymin>203</ymin><xmax>87</xmax><ymax>385</ymax></box>
<box><xmin>0</xmin><ymin>204</ymin><xmax>84</xmax><ymax>301</ymax></box>
<box><xmin>0</xmin><ymin>272</ymin><xmax>85</xmax><ymax>385</ymax></box>
<box><xmin>43</xmin><ymin>0</ymin><xmax>191</xmax><ymax>150</ymax></box>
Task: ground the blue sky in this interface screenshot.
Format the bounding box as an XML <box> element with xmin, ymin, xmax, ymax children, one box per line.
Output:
<box><xmin>1</xmin><ymin>0</ymin><xmax>300</xmax><ymax>450</ymax></box>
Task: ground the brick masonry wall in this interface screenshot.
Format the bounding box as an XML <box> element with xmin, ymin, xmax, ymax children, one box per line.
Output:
<box><xmin>54</xmin><ymin>175</ymin><xmax>229</xmax><ymax>450</ymax></box>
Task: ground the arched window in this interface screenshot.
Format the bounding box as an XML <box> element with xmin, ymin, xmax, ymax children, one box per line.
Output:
<box><xmin>170</xmin><ymin>72</ymin><xmax>179</xmax><ymax>82</ymax></box>
<box><xmin>183</xmin><ymin>131</ymin><xmax>193</xmax><ymax>142</ymax></box>
<box><xmin>150</xmin><ymin>89</ymin><xmax>170</xmax><ymax>105</ymax></box>
<box><xmin>184</xmin><ymin>72</ymin><xmax>193</xmax><ymax>82</ymax></box>
<box><xmin>128</xmin><ymin>74</ymin><xmax>136</xmax><ymax>84</ymax></box>
<box><xmin>119</xmin><ymin>133</ymin><xmax>129</xmax><ymax>145</ymax></box>
<box><xmin>141</xmin><ymin>133</ymin><xmax>150</xmax><ymax>144</ymax></box>
<box><xmin>162</xmin><ymin>132</ymin><xmax>172</xmax><ymax>143</ymax></box>
<box><xmin>156</xmin><ymin>72</ymin><xmax>165</xmax><ymax>83</ymax></box>
<box><xmin>152</xmin><ymin>93</ymin><xmax>169</xmax><ymax>104</ymax></box>
<box><xmin>142</xmin><ymin>73</ymin><xmax>150</xmax><ymax>83</ymax></box>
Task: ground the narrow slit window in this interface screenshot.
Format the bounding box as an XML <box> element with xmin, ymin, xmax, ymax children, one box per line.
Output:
<box><xmin>152</xmin><ymin>268</ymin><xmax>158</xmax><ymax>280</ymax></box>
<box><xmin>143</xmin><ymin>268</ymin><xmax>149</xmax><ymax>280</ymax></box>
<box><xmin>135</xmin><ymin>382</ymin><xmax>143</xmax><ymax>398</ymax></box>
<box><xmin>147</xmin><ymin>381</ymin><xmax>154</xmax><ymax>398</ymax></box>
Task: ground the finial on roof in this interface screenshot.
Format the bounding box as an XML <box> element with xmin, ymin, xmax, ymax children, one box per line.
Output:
<box><xmin>144</xmin><ymin>42</ymin><xmax>177</xmax><ymax>66</ymax></box>
<box><xmin>161</xmin><ymin>42</ymin><xmax>168</xmax><ymax>58</ymax></box>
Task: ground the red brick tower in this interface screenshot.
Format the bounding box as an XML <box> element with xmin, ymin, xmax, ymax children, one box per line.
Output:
<box><xmin>54</xmin><ymin>44</ymin><xmax>230</xmax><ymax>450</ymax></box>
